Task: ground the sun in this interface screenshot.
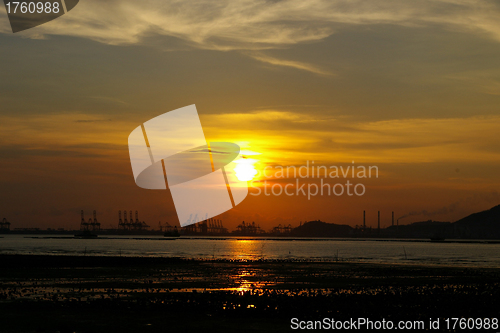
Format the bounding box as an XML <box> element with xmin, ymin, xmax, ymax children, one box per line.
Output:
<box><xmin>234</xmin><ymin>157</ymin><xmax>258</xmax><ymax>181</ymax></box>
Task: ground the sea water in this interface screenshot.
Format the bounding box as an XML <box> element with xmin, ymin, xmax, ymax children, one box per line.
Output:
<box><xmin>1</xmin><ymin>234</ymin><xmax>500</xmax><ymax>267</ymax></box>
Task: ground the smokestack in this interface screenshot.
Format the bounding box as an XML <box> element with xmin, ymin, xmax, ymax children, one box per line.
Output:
<box><xmin>363</xmin><ymin>210</ymin><xmax>366</xmax><ymax>229</ymax></box>
<box><xmin>392</xmin><ymin>211</ymin><xmax>394</xmax><ymax>226</ymax></box>
<box><xmin>378</xmin><ymin>211</ymin><xmax>380</xmax><ymax>232</ymax></box>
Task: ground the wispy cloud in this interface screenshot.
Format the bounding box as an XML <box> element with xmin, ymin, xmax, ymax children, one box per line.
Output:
<box><xmin>88</xmin><ymin>96</ymin><xmax>128</xmax><ymax>105</ymax></box>
<box><xmin>4</xmin><ymin>0</ymin><xmax>500</xmax><ymax>48</ymax></box>
<box><xmin>4</xmin><ymin>1</ymin><xmax>500</xmax><ymax>75</ymax></box>
<box><xmin>248</xmin><ymin>52</ymin><xmax>334</xmax><ymax>76</ymax></box>
<box><xmin>75</xmin><ymin>119</ymin><xmax>113</xmax><ymax>123</ymax></box>
<box><xmin>445</xmin><ymin>71</ymin><xmax>500</xmax><ymax>96</ymax></box>
<box><xmin>201</xmin><ymin>110</ymin><xmax>500</xmax><ymax>165</ymax></box>
<box><xmin>0</xmin><ymin>113</ymin><xmax>129</xmax><ymax>149</ymax></box>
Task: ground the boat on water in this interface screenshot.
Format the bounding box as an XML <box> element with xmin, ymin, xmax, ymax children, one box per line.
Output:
<box><xmin>430</xmin><ymin>234</ymin><xmax>445</xmax><ymax>242</ymax></box>
<box><xmin>164</xmin><ymin>226</ymin><xmax>180</xmax><ymax>238</ymax></box>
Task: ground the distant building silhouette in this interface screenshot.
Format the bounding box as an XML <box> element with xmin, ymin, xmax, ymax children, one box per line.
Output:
<box><xmin>0</xmin><ymin>218</ymin><xmax>11</xmax><ymax>233</ymax></box>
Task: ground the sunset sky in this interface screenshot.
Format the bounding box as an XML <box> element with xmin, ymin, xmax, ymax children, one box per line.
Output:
<box><xmin>1</xmin><ymin>0</ymin><xmax>500</xmax><ymax>230</ymax></box>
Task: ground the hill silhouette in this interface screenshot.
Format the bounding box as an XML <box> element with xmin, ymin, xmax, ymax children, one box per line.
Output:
<box><xmin>386</xmin><ymin>220</ymin><xmax>452</xmax><ymax>239</ymax></box>
<box><xmin>291</xmin><ymin>204</ymin><xmax>500</xmax><ymax>239</ymax></box>
<box><xmin>291</xmin><ymin>220</ymin><xmax>352</xmax><ymax>237</ymax></box>
<box><xmin>453</xmin><ymin>204</ymin><xmax>500</xmax><ymax>238</ymax></box>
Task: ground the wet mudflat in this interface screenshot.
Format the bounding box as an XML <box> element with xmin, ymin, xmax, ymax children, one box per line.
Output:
<box><xmin>1</xmin><ymin>255</ymin><xmax>499</xmax><ymax>332</ymax></box>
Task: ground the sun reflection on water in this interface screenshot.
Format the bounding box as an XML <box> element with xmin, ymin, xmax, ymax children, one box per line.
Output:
<box><xmin>224</xmin><ymin>240</ymin><xmax>268</xmax><ymax>293</ymax></box>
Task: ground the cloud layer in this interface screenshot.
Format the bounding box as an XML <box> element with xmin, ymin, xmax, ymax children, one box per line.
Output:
<box><xmin>3</xmin><ymin>0</ymin><xmax>500</xmax><ymax>49</ymax></box>
<box><xmin>201</xmin><ymin>110</ymin><xmax>500</xmax><ymax>166</ymax></box>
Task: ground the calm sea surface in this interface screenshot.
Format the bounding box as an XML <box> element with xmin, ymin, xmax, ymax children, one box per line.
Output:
<box><xmin>1</xmin><ymin>234</ymin><xmax>500</xmax><ymax>267</ymax></box>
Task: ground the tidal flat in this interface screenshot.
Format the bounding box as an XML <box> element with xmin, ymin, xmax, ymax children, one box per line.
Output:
<box><xmin>1</xmin><ymin>255</ymin><xmax>499</xmax><ymax>332</ymax></box>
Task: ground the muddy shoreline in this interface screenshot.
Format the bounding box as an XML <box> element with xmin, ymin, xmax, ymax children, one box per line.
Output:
<box><xmin>1</xmin><ymin>254</ymin><xmax>499</xmax><ymax>332</ymax></box>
